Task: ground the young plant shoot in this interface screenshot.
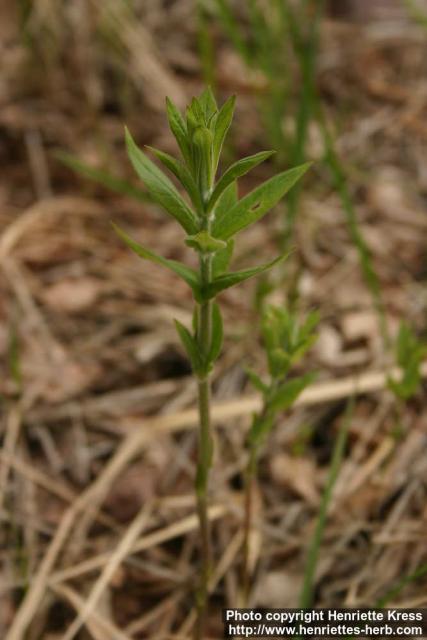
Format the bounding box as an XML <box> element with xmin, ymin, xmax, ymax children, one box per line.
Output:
<box><xmin>387</xmin><ymin>321</ymin><xmax>426</xmax><ymax>401</ymax></box>
<box><xmin>113</xmin><ymin>88</ymin><xmax>310</xmax><ymax>638</ymax></box>
<box><xmin>243</xmin><ymin>306</ymin><xmax>318</xmax><ymax>601</ymax></box>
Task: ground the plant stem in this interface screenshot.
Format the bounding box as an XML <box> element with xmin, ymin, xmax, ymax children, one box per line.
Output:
<box><xmin>194</xmin><ymin>252</ymin><xmax>213</xmax><ymax>640</ymax></box>
<box><xmin>299</xmin><ymin>400</ymin><xmax>354</xmax><ymax>608</ymax></box>
<box><xmin>242</xmin><ymin>447</ymin><xmax>257</xmax><ymax>605</ymax></box>
<box><xmin>241</xmin><ymin>395</ymin><xmax>275</xmax><ymax>604</ymax></box>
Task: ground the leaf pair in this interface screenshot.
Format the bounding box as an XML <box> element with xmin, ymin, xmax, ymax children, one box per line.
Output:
<box><xmin>125</xmin><ymin>128</ymin><xmax>199</xmax><ymax>234</ymax></box>
<box><xmin>247</xmin><ymin>305</ymin><xmax>319</xmax><ymax>449</ymax></box>
<box><xmin>248</xmin><ymin>372</ymin><xmax>316</xmax><ymax>446</ymax></box>
<box><xmin>175</xmin><ymin>304</ymin><xmax>223</xmax><ymax>376</ymax></box>
<box><xmin>113</xmin><ymin>224</ymin><xmax>288</xmax><ymax>303</ymax></box>
<box><xmin>212</xmin><ymin>163</ymin><xmax>311</xmax><ymax>240</ymax></box>
<box><xmin>261</xmin><ymin>306</ymin><xmax>319</xmax><ymax>378</ymax></box>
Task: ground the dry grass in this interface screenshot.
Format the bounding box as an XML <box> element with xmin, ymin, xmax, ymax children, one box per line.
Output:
<box><xmin>1</xmin><ymin>2</ymin><xmax>427</xmax><ymax>638</ymax></box>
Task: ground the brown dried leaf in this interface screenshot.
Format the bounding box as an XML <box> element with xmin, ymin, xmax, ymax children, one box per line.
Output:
<box><xmin>41</xmin><ymin>277</ymin><xmax>102</xmax><ymax>313</ymax></box>
<box><xmin>270</xmin><ymin>453</ymin><xmax>320</xmax><ymax>506</ymax></box>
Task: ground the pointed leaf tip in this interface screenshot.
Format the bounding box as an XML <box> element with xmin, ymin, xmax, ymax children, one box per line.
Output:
<box><xmin>112</xmin><ymin>223</ymin><xmax>201</xmax><ymax>298</ymax></box>
<box><xmin>212</xmin><ymin>161</ymin><xmax>312</xmax><ymax>240</ymax></box>
<box><xmin>125</xmin><ymin>127</ymin><xmax>198</xmax><ymax>234</ymax></box>
<box><xmin>203</xmin><ymin>250</ymin><xmax>290</xmax><ymax>299</ymax></box>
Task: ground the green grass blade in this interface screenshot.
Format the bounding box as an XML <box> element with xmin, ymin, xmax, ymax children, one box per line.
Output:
<box><xmin>213</xmin><ymin>0</ymin><xmax>252</xmax><ymax>65</ymax></box>
<box><xmin>316</xmin><ymin>105</ymin><xmax>390</xmax><ymax>348</ymax></box>
<box><xmin>404</xmin><ymin>0</ymin><xmax>427</xmax><ymax>29</ymax></box>
<box><xmin>342</xmin><ymin>564</ymin><xmax>427</xmax><ymax>640</ymax></box>
<box><xmin>375</xmin><ymin>564</ymin><xmax>427</xmax><ymax>607</ymax></box>
<box><xmin>197</xmin><ymin>2</ymin><xmax>217</xmax><ymax>88</ymax></box>
<box><xmin>112</xmin><ymin>223</ymin><xmax>200</xmax><ymax>296</ymax></box>
<box><xmin>283</xmin><ymin>0</ymin><xmax>325</xmax><ymax>244</ymax></box>
<box><xmin>56</xmin><ymin>151</ymin><xmax>151</xmax><ymax>203</ymax></box>
<box><xmin>299</xmin><ymin>400</ymin><xmax>354</xmax><ymax>608</ymax></box>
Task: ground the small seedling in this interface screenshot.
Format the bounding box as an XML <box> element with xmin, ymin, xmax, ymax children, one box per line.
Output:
<box><xmin>388</xmin><ymin>321</ymin><xmax>426</xmax><ymax>401</ymax></box>
<box><xmin>243</xmin><ymin>305</ymin><xmax>318</xmax><ymax>601</ymax></box>
<box><xmin>113</xmin><ymin>88</ymin><xmax>310</xmax><ymax>637</ymax></box>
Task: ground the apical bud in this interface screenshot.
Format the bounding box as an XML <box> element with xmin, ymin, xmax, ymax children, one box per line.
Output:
<box><xmin>192</xmin><ymin>126</ymin><xmax>214</xmax><ymax>206</ymax></box>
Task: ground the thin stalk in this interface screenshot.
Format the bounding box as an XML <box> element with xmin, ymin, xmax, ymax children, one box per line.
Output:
<box><xmin>315</xmin><ymin>101</ymin><xmax>390</xmax><ymax>350</ymax></box>
<box><xmin>241</xmin><ymin>390</ymin><xmax>276</xmax><ymax>604</ymax></box>
<box><xmin>196</xmin><ymin>0</ymin><xmax>216</xmax><ymax>87</ymax></box>
<box><xmin>241</xmin><ymin>447</ymin><xmax>258</xmax><ymax>605</ymax></box>
<box><xmin>194</xmin><ymin>230</ymin><xmax>214</xmax><ymax>638</ymax></box>
<box><xmin>283</xmin><ymin>0</ymin><xmax>324</xmax><ymax>247</ymax></box>
<box><xmin>342</xmin><ymin>564</ymin><xmax>427</xmax><ymax>640</ymax></box>
<box><xmin>299</xmin><ymin>399</ymin><xmax>354</xmax><ymax>608</ymax></box>
<box><xmin>194</xmin><ymin>375</ymin><xmax>213</xmax><ymax>638</ymax></box>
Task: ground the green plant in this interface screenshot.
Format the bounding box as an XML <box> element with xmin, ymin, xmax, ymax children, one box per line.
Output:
<box><xmin>388</xmin><ymin>322</ymin><xmax>426</xmax><ymax>400</ymax></box>
<box><xmin>404</xmin><ymin>0</ymin><xmax>427</xmax><ymax>29</ymax></box>
<box><xmin>243</xmin><ymin>305</ymin><xmax>318</xmax><ymax>601</ymax></box>
<box><xmin>113</xmin><ymin>88</ymin><xmax>310</xmax><ymax>637</ymax></box>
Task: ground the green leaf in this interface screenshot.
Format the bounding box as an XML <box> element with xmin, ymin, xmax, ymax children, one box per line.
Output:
<box><xmin>248</xmin><ymin>413</ymin><xmax>275</xmax><ymax>448</ymax></box>
<box><xmin>212</xmin><ymin>239</ymin><xmax>234</xmax><ymax>277</ymax></box>
<box><xmin>187</xmin><ymin>97</ymin><xmax>205</xmax><ymax>127</ymax></box>
<box><xmin>208</xmin><ymin>150</ymin><xmax>275</xmax><ymax>211</ymax></box>
<box><xmin>185</xmin><ymin>231</ymin><xmax>227</xmax><ymax>253</ymax></box>
<box><xmin>269</xmin><ymin>373</ymin><xmax>316</xmax><ymax>412</ymax></box>
<box><xmin>112</xmin><ymin>224</ymin><xmax>200</xmax><ymax>297</ymax></box>
<box><xmin>204</xmin><ymin>252</ymin><xmax>289</xmax><ymax>299</ymax></box>
<box><xmin>165</xmin><ymin>97</ymin><xmax>192</xmax><ymax>166</ymax></box>
<box><xmin>212</xmin><ymin>95</ymin><xmax>236</xmax><ymax>170</ymax></box>
<box><xmin>198</xmin><ymin>87</ymin><xmax>218</xmax><ymax>121</ymax></box>
<box><xmin>268</xmin><ymin>348</ymin><xmax>292</xmax><ymax>378</ymax></box>
<box><xmin>211</xmin><ymin>183</ymin><xmax>237</xmax><ymax>277</ymax></box>
<box><xmin>208</xmin><ymin>303</ymin><xmax>223</xmax><ymax>363</ymax></box>
<box><xmin>56</xmin><ymin>151</ymin><xmax>150</xmax><ymax>203</ymax></box>
<box><xmin>246</xmin><ymin>368</ymin><xmax>268</xmax><ymax>395</ymax></box>
<box><xmin>387</xmin><ymin>322</ymin><xmax>426</xmax><ymax>400</ymax></box>
<box><xmin>213</xmin><ymin>180</ymin><xmax>238</xmax><ymax>216</ymax></box>
<box><xmin>146</xmin><ymin>146</ymin><xmax>202</xmax><ymax>211</ymax></box>
<box><xmin>261</xmin><ymin>306</ymin><xmax>319</xmax><ymax>377</ymax></box>
<box><xmin>212</xmin><ymin>162</ymin><xmax>312</xmax><ymax>240</ymax></box>
<box><xmin>174</xmin><ymin>320</ymin><xmax>202</xmax><ymax>372</ymax></box>
<box><xmin>191</xmin><ymin>126</ymin><xmax>214</xmax><ymax>196</ymax></box>
<box><xmin>125</xmin><ymin>128</ymin><xmax>198</xmax><ymax>234</ymax></box>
